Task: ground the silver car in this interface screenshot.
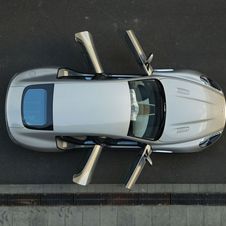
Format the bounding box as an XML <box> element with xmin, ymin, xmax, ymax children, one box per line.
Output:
<box><xmin>5</xmin><ymin>30</ymin><xmax>226</xmax><ymax>189</ymax></box>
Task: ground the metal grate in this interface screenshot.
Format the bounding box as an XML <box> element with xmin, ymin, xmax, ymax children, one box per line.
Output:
<box><xmin>0</xmin><ymin>193</ymin><xmax>226</xmax><ymax>206</ymax></box>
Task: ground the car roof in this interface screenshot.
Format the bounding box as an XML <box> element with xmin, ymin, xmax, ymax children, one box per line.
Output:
<box><xmin>53</xmin><ymin>80</ymin><xmax>131</xmax><ymax>136</ymax></box>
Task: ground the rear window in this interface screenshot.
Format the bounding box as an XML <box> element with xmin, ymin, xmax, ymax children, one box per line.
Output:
<box><xmin>22</xmin><ymin>84</ymin><xmax>54</xmax><ymax>130</ymax></box>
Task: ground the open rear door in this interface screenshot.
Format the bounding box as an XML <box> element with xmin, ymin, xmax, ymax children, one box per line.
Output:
<box><xmin>73</xmin><ymin>145</ymin><xmax>103</xmax><ymax>186</ymax></box>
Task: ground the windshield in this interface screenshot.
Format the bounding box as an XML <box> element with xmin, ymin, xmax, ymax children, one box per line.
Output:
<box><xmin>22</xmin><ymin>84</ymin><xmax>54</xmax><ymax>130</ymax></box>
<box><xmin>128</xmin><ymin>79</ymin><xmax>165</xmax><ymax>140</ymax></box>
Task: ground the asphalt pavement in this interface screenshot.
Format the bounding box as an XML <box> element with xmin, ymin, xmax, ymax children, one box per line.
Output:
<box><xmin>0</xmin><ymin>0</ymin><xmax>226</xmax><ymax>184</ymax></box>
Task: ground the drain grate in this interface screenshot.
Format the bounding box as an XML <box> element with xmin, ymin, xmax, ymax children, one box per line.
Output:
<box><xmin>0</xmin><ymin>193</ymin><xmax>225</xmax><ymax>206</ymax></box>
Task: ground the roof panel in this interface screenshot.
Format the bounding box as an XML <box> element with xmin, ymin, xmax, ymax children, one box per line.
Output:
<box><xmin>53</xmin><ymin>81</ymin><xmax>131</xmax><ymax>136</ymax></box>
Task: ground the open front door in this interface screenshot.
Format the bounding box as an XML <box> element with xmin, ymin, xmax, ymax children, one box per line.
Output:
<box><xmin>75</xmin><ymin>31</ymin><xmax>104</xmax><ymax>75</ymax></box>
<box><xmin>125</xmin><ymin>145</ymin><xmax>153</xmax><ymax>190</ymax></box>
<box><xmin>126</xmin><ymin>30</ymin><xmax>154</xmax><ymax>76</ymax></box>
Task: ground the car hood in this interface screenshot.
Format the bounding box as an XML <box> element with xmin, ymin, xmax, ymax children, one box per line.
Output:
<box><xmin>53</xmin><ymin>80</ymin><xmax>131</xmax><ymax>136</ymax></box>
<box><xmin>159</xmin><ymin>78</ymin><xmax>226</xmax><ymax>143</ymax></box>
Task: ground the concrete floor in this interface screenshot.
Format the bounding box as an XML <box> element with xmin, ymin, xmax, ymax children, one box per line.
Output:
<box><xmin>0</xmin><ymin>205</ymin><xmax>225</xmax><ymax>226</ymax></box>
<box><xmin>0</xmin><ymin>184</ymin><xmax>225</xmax><ymax>226</ymax></box>
<box><xmin>0</xmin><ymin>184</ymin><xmax>226</xmax><ymax>194</ymax></box>
<box><xmin>1</xmin><ymin>1</ymin><xmax>225</xmax><ymax>225</ymax></box>
<box><xmin>0</xmin><ymin>0</ymin><xmax>226</xmax><ymax>184</ymax></box>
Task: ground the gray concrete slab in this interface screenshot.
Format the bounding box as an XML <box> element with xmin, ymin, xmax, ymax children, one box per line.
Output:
<box><xmin>169</xmin><ymin>206</ymin><xmax>187</xmax><ymax>226</ymax></box>
<box><xmin>0</xmin><ymin>207</ymin><xmax>12</xmax><ymax>226</ymax></box>
<box><xmin>0</xmin><ymin>206</ymin><xmax>226</xmax><ymax>226</ymax></box>
<box><xmin>152</xmin><ymin>206</ymin><xmax>170</xmax><ymax>226</ymax></box>
<box><xmin>0</xmin><ymin>184</ymin><xmax>226</xmax><ymax>194</ymax></box>
<box><xmin>221</xmin><ymin>208</ymin><xmax>226</xmax><ymax>226</ymax></box>
<box><xmin>28</xmin><ymin>207</ymin><xmax>48</xmax><ymax>226</ymax></box>
<box><xmin>187</xmin><ymin>206</ymin><xmax>203</xmax><ymax>226</ymax></box>
<box><xmin>83</xmin><ymin>206</ymin><xmax>100</xmax><ymax>226</ymax></box>
<box><xmin>117</xmin><ymin>206</ymin><xmax>135</xmax><ymax>226</ymax></box>
<box><xmin>12</xmin><ymin>208</ymin><xmax>29</xmax><ymax>226</ymax></box>
<box><xmin>134</xmin><ymin>206</ymin><xmax>151</xmax><ymax>226</ymax></box>
<box><xmin>204</xmin><ymin>206</ymin><xmax>222</xmax><ymax>226</ymax></box>
<box><xmin>100</xmin><ymin>206</ymin><xmax>117</xmax><ymax>226</ymax></box>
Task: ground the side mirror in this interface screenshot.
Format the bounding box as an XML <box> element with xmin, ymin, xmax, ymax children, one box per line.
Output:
<box><xmin>56</xmin><ymin>137</ymin><xmax>69</xmax><ymax>150</ymax></box>
<box><xmin>125</xmin><ymin>144</ymin><xmax>153</xmax><ymax>190</ymax></box>
<box><xmin>56</xmin><ymin>136</ymin><xmax>79</xmax><ymax>151</ymax></box>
